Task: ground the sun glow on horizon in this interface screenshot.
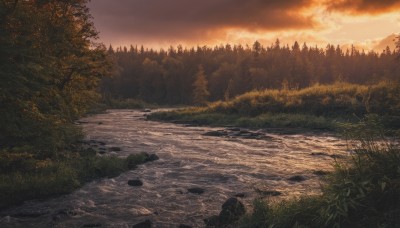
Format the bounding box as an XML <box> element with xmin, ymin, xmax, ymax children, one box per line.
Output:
<box><xmin>89</xmin><ymin>1</ymin><xmax>400</xmax><ymax>52</ymax></box>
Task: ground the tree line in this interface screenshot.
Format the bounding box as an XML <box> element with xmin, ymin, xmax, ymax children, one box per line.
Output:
<box><xmin>102</xmin><ymin>40</ymin><xmax>400</xmax><ymax>105</ymax></box>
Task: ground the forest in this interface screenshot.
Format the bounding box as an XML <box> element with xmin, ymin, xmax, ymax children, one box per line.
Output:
<box><xmin>102</xmin><ymin>41</ymin><xmax>399</xmax><ymax>105</ymax></box>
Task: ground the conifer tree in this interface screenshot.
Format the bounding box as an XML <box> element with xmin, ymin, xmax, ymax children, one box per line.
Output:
<box><xmin>192</xmin><ymin>65</ymin><xmax>210</xmax><ymax>105</ymax></box>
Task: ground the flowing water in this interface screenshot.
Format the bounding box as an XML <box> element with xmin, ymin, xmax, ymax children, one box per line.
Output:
<box><xmin>0</xmin><ymin>110</ymin><xmax>349</xmax><ymax>227</ymax></box>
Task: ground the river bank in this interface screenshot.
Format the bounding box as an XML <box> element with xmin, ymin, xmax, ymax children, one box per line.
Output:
<box><xmin>0</xmin><ymin>109</ymin><xmax>349</xmax><ymax>227</ymax></box>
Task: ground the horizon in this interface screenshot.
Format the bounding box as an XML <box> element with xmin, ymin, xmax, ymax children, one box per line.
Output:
<box><xmin>88</xmin><ymin>0</ymin><xmax>400</xmax><ymax>52</ymax></box>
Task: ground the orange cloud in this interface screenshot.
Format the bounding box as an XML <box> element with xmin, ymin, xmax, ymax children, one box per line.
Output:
<box><xmin>326</xmin><ymin>0</ymin><xmax>400</xmax><ymax>15</ymax></box>
<box><xmin>88</xmin><ymin>0</ymin><xmax>318</xmax><ymax>44</ymax></box>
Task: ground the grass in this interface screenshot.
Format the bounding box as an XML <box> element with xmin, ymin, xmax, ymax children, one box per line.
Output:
<box><xmin>149</xmin><ymin>110</ymin><xmax>341</xmax><ymax>131</ymax></box>
<box><xmin>103</xmin><ymin>98</ymin><xmax>147</xmax><ymax>109</ymax></box>
<box><xmin>239</xmin><ymin>117</ymin><xmax>400</xmax><ymax>227</ymax></box>
<box><xmin>0</xmin><ymin>148</ymin><xmax>153</xmax><ymax>209</ymax></box>
<box><xmin>149</xmin><ymin>82</ymin><xmax>400</xmax><ymax>132</ymax></box>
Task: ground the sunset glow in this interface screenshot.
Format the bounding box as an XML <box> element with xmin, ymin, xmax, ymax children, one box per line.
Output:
<box><xmin>88</xmin><ymin>0</ymin><xmax>400</xmax><ymax>51</ymax></box>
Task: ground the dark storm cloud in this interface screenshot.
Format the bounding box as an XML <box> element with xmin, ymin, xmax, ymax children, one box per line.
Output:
<box><xmin>88</xmin><ymin>0</ymin><xmax>317</xmax><ymax>43</ymax></box>
<box><xmin>326</xmin><ymin>0</ymin><xmax>400</xmax><ymax>14</ymax></box>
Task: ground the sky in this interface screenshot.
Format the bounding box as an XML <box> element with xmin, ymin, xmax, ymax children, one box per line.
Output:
<box><xmin>88</xmin><ymin>0</ymin><xmax>400</xmax><ymax>52</ymax></box>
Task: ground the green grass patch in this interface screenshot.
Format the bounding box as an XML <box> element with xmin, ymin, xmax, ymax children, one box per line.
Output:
<box><xmin>149</xmin><ymin>109</ymin><xmax>346</xmax><ymax>131</ymax></box>
<box><xmin>0</xmin><ymin>149</ymin><xmax>153</xmax><ymax>209</ymax></box>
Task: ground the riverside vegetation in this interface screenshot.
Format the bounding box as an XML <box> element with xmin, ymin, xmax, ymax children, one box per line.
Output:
<box><xmin>0</xmin><ymin>0</ymin><xmax>156</xmax><ymax>209</ymax></box>
<box><xmin>149</xmin><ymin>83</ymin><xmax>400</xmax><ymax>227</ymax></box>
<box><xmin>149</xmin><ymin>82</ymin><xmax>400</xmax><ymax>132</ymax></box>
<box><xmin>240</xmin><ymin>117</ymin><xmax>400</xmax><ymax>227</ymax></box>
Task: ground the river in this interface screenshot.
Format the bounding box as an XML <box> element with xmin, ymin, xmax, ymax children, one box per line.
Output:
<box><xmin>0</xmin><ymin>109</ymin><xmax>349</xmax><ymax>227</ymax></box>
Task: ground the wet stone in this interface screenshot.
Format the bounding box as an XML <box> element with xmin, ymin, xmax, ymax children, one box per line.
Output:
<box><xmin>109</xmin><ymin>147</ymin><xmax>122</xmax><ymax>152</ymax></box>
<box><xmin>204</xmin><ymin>215</ymin><xmax>220</xmax><ymax>227</ymax></box>
<box><xmin>82</xmin><ymin>224</ymin><xmax>101</xmax><ymax>227</ymax></box>
<box><xmin>313</xmin><ymin>170</ymin><xmax>330</xmax><ymax>176</ymax></box>
<box><xmin>132</xmin><ymin>219</ymin><xmax>152</xmax><ymax>228</ymax></box>
<box><xmin>288</xmin><ymin>175</ymin><xmax>307</xmax><ymax>182</ymax></box>
<box><xmin>203</xmin><ymin>130</ymin><xmax>228</xmax><ymax>137</ymax></box>
<box><xmin>235</xmin><ymin>193</ymin><xmax>246</xmax><ymax>198</ymax></box>
<box><xmin>145</xmin><ymin>153</ymin><xmax>159</xmax><ymax>162</ymax></box>
<box><xmin>128</xmin><ymin>180</ymin><xmax>143</xmax><ymax>187</ymax></box>
<box><xmin>178</xmin><ymin>224</ymin><xmax>192</xmax><ymax>228</ymax></box>
<box><xmin>205</xmin><ymin>198</ymin><xmax>246</xmax><ymax>226</ymax></box>
<box><xmin>188</xmin><ymin>187</ymin><xmax>205</xmax><ymax>194</ymax></box>
<box><xmin>219</xmin><ymin>198</ymin><xmax>246</xmax><ymax>224</ymax></box>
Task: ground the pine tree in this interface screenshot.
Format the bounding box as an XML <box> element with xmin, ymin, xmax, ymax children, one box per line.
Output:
<box><xmin>192</xmin><ymin>65</ymin><xmax>210</xmax><ymax>105</ymax></box>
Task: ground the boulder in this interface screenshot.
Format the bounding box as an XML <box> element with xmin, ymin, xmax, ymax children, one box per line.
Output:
<box><xmin>203</xmin><ymin>131</ymin><xmax>227</xmax><ymax>137</ymax></box>
<box><xmin>128</xmin><ymin>180</ymin><xmax>143</xmax><ymax>187</ymax></box>
<box><xmin>132</xmin><ymin>219</ymin><xmax>152</xmax><ymax>228</ymax></box>
<box><xmin>145</xmin><ymin>154</ymin><xmax>159</xmax><ymax>162</ymax></box>
<box><xmin>219</xmin><ymin>198</ymin><xmax>246</xmax><ymax>224</ymax></box>
<box><xmin>288</xmin><ymin>175</ymin><xmax>306</xmax><ymax>182</ymax></box>
<box><xmin>109</xmin><ymin>147</ymin><xmax>122</xmax><ymax>152</ymax></box>
<box><xmin>204</xmin><ymin>198</ymin><xmax>246</xmax><ymax>226</ymax></box>
<box><xmin>204</xmin><ymin>215</ymin><xmax>220</xmax><ymax>227</ymax></box>
<box><xmin>311</xmin><ymin>152</ymin><xmax>329</xmax><ymax>156</ymax></box>
<box><xmin>188</xmin><ymin>187</ymin><xmax>205</xmax><ymax>194</ymax></box>
<box><xmin>313</xmin><ymin>170</ymin><xmax>329</xmax><ymax>176</ymax></box>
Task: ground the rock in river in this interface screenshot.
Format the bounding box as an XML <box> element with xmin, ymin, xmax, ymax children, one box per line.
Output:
<box><xmin>204</xmin><ymin>198</ymin><xmax>246</xmax><ymax>226</ymax></box>
<box><xmin>128</xmin><ymin>180</ymin><xmax>143</xmax><ymax>187</ymax></box>
<box><xmin>203</xmin><ymin>130</ymin><xmax>228</xmax><ymax>137</ymax></box>
<box><xmin>288</xmin><ymin>175</ymin><xmax>307</xmax><ymax>182</ymax></box>
<box><xmin>188</xmin><ymin>187</ymin><xmax>205</xmax><ymax>194</ymax></box>
<box><xmin>132</xmin><ymin>219</ymin><xmax>152</xmax><ymax>228</ymax></box>
<box><xmin>109</xmin><ymin>147</ymin><xmax>122</xmax><ymax>152</ymax></box>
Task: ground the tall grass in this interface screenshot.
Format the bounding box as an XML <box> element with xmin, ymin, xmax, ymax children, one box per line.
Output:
<box><xmin>240</xmin><ymin>116</ymin><xmax>400</xmax><ymax>227</ymax></box>
<box><xmin>208</xmin><ymin>82</ymin><xmax>399</xmax><ymax>117</ymax></box>
<box><xmin>149</xmin><ymin>82</ymin><xmax>400</xmax><ymax>131</ymax></box>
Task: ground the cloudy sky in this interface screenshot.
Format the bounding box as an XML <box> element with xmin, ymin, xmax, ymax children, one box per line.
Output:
<box><xmin>88</xmin><ymin>0</ymin><xmax>400</xmax><ymax>51</ymax></box>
